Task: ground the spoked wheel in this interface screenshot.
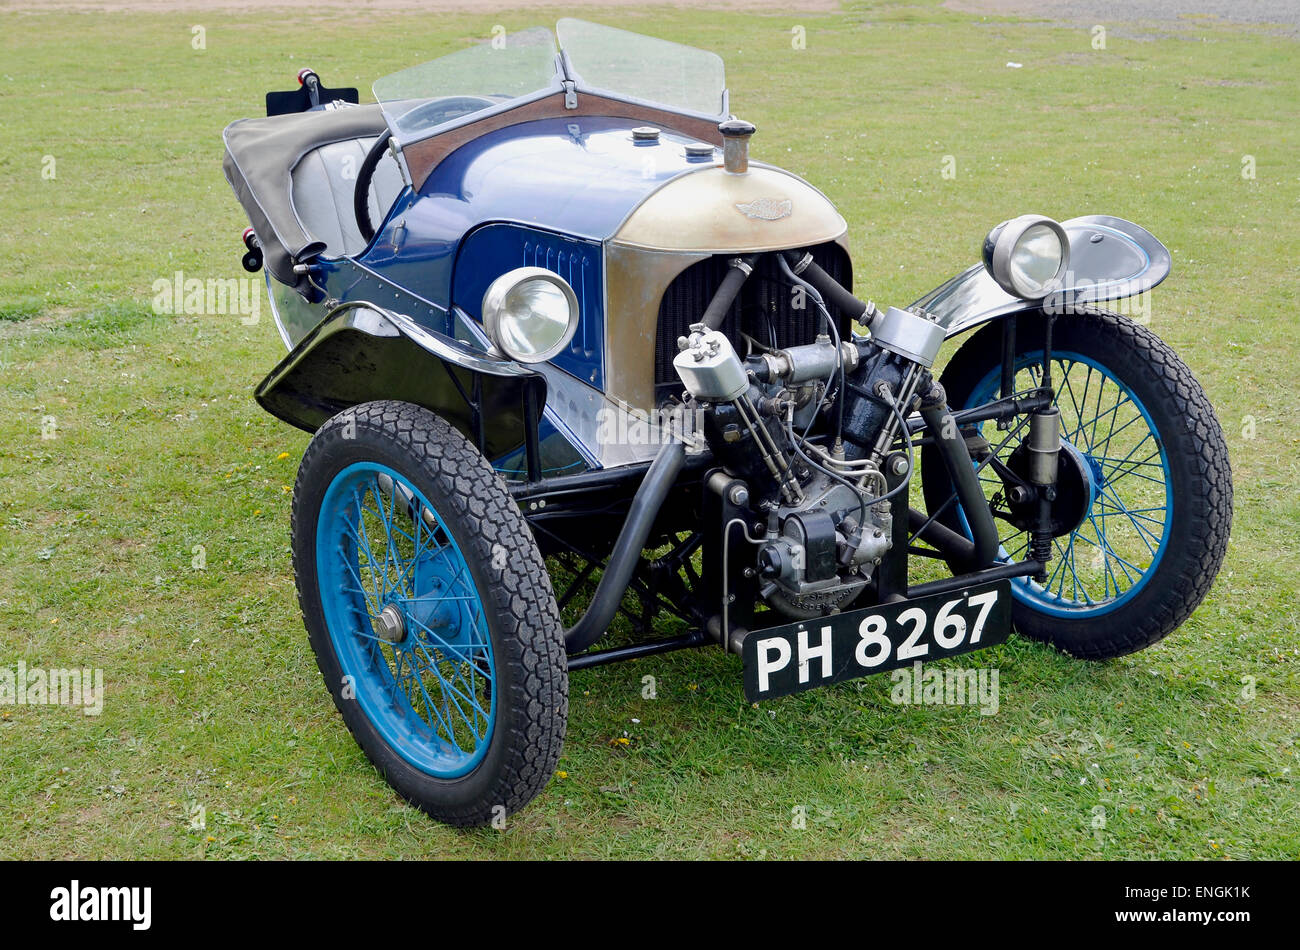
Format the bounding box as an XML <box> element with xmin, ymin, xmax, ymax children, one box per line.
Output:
<box><xmin>292</xmin><ymin>401</ymin><xmax>567</xmax><ymax>825</ymax></box>
<box><xmin>922</xmin><ymin>308</ymin><xmax>1232</xmax><ymax>658</ymax></box>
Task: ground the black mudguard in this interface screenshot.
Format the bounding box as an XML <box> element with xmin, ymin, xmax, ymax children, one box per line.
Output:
<box><xmin>912</xmin><ymin>215</ymin><xmax>1172</xmax><ymax>337</ymax></box>
<box><xmin>255</xmin><ymin>302</ymin><xmax>545</xmax><ymax>459</ymax></box>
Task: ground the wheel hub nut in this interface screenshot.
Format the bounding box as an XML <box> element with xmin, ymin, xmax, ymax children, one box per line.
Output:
<box><xmin>377</xmin><ymin>605</ymin><xmax>406</xmax><ymax>643</ymax></box>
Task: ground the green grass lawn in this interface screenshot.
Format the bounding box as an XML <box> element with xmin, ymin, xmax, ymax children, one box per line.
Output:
<box><xmin>0</xmin><ymin>1</ymin><xmax>1296</xmax><ymax>859</ymax></box>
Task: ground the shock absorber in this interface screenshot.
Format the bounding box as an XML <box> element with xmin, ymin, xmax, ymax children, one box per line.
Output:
<box><xmin>1026</xmin><ymin>313</ymin><xmax>1063</xmax><ymax>576</ymax></box>
<box><xmin>1026</xmin><ymin>407</ymin><xmax>1061</xmax><ymax>571</ymax></box>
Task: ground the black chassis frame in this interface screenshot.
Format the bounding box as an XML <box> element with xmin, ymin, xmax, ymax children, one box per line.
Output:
<box><xmin>510</xmin><ymin>310</ymin><xmax>1065</xmax><ymax>675</ymax></box>
<box><xmin>254</xmin><ymin>258</ymin><xmax>1069</xmax><ymax>675</ymax></box>
<box><xmin>249</xmin><ymin>215</ymin><xmax>1170</xmax><ymax>679</ymax></box>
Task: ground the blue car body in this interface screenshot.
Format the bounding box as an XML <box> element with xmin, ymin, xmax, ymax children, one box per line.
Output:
<box><xmin>227</xmin><ymin>20</ymin><xmax>1168</xmax><ymax>484</ymax></box>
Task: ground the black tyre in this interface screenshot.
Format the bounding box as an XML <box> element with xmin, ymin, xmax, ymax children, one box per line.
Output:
<box><xmin>921</xmin><ymin>308</ymin><xmax>1232</xmax><ymax>658</ymax></box>
<box><xmin>291</xmin><ymin>400</ymin><xmax>567</xmax><ymax>826</ymax></box>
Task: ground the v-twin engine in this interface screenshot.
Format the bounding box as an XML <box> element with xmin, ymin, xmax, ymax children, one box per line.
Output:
<box><xmin>673</xmin><ymin>304</ymin><xmax>946</xmax><ymax>619</ymax></box>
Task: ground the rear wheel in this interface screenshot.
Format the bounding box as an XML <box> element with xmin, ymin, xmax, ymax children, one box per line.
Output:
<box><xmin>921</xmin><ymin>308</ymin><xmax>1232</xmax><ymax>658</ymax></box>
<box><xmin>292</xmin><ymin>400</ymin><xmax>567</xmax><ymax>825</ymax></box>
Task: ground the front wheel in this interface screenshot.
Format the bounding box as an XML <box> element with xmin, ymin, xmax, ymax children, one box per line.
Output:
<box><xmin>921</xmin><ymin>308</ymin><xmax>1232</xmax><ymax>659</ymax></box>
<box><xmin>292</xmin><ymin>400</ymin><xmax>567</xmax><ymax>826</ymax></box>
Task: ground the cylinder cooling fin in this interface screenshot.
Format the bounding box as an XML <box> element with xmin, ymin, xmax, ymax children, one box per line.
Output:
<box><xmin>653</xmin><ymin>242</ymin><xmax>852</xmax><ymax>405</ymax></box>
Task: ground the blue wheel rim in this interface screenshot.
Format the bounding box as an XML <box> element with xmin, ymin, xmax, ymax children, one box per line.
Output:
<box><xmin>316</xmin><ymin>462</ymin><xmax>495</xmax><ymax>777</ymax></box>
<box><xmin>959</xmin><ymin>351</ymin><xmax>1173</xmax><ymax>616</ymax></box>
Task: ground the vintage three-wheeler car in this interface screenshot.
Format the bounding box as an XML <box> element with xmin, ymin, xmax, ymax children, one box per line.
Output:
<box><xmin>222</xmin><ymin>20</ymin><xmax>1232</xmax><ymax>825</ymax></box>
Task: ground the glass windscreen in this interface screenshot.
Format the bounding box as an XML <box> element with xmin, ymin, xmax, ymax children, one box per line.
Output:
<box><xmin>558</xmin><ymin>18</ymin><xmax>725</xmax><ymax>117</ymax></box>
<box><xmin>373</xmin><ymin>26</ymin><xmax>560</xmax><ymax>138</ymax></box>
<box><xmin>372</xmin><ymin>20</ymin><xmax>727</xmax><ymax>141</ymax></box>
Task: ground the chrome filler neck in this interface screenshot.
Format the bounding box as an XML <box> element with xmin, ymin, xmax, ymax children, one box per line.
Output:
<box><xmin>718</xmin><ymin>118</ymin><xmax>756</xmax><ymax>174</ymax></box>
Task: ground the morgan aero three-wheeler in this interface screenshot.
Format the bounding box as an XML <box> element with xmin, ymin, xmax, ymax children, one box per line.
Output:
<box><xmin>222</xmin><ymin>21</ymin><xmax>1233</xmax><ymax>825</ymax></box>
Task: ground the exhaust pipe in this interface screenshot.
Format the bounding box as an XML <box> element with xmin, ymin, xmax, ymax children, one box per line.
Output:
<box><xmin>564</xmin><ymin>440</ymin><xmax>686</xmax><ymax>654</ymax></box>
<box><xmin>920</xmin><ymin>383</ymin><xmax>1000</xmax><ymax>570</ymax></box>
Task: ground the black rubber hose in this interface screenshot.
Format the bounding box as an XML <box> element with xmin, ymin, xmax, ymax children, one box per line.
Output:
<box><xmin>920</xmin><ymin>403</ymin><xmax>1000</xmax><ymax>570</ymax></box>
<box><xmin>354</xmin><ymin>130</ymin><xmax>393</xmax><ymax>245</ymax></box>
<box><xmin>907</xmin><ymin>507</ymin><xmax>976</xmax><ymax>564</ymax></box>
<box><xmin>564</xmin><ymin>440</ymin><xmax>687</xmax><ymax>654</ymax></box>
<box><xmin>782</xmin><ymin>250</ymin><xmax>869</xmax><ymax>324</ymax></box>
<box><xmin>701</xmin><ymin>254</ymin><xmax>759</xmax><ymax>330</ymax></box>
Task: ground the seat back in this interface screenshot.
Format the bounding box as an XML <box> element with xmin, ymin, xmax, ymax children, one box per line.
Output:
<box><xmin>291</xmin><ymin>137</ymin><xmax>406</xmax><ymax>258</ymax></box>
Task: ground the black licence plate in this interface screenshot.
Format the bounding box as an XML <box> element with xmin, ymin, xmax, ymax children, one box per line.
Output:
<box><xmin>742</xmin><ymin>580</ymin><xmax>1012</xmax><ymax>701</ymax></box>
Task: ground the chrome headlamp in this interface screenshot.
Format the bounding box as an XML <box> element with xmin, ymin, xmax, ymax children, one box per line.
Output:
<box><xmin>481</xmin><ymin>267</ymin><xmax>580</xmax><ymax>363</ymax></box>
<box><xmin>982</xmin><ymin>214</ymin><xmax>1070</xmax><ymax>300</ymax></box>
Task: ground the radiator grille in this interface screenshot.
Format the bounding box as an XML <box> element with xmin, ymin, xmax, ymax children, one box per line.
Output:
<box><xmin>653</xmin><ymin>243</ymin><xmax>853</xmax><ymax>403</ymax></box>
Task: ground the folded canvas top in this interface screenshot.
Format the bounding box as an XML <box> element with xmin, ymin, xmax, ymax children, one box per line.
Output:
<box><xmin>222</xmin><ymin>104</ymin><xmax>389</xmax><ymax>292</ymax></box>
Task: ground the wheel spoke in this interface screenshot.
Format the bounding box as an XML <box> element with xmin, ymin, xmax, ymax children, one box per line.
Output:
<box><xmin>1092</xmin><ymin>408</ymin><xmax>1146</xmax><ymax>461</ymax></box>
<box><xmin>404</xmin><ymin>592</ymin><xmax>480</xmax><ymax>604</ymax></box>
<box><xmin>1043</xmin><ymin>537</ymin><xmax>1072</xmax><ymax>594</ymax></box>
<box><xmin>1101</xmin><ymin>445</ymin><xmax>1163</xmax><ymax>487</ymax></box>
<box><xmin>1089</xmin><ymin>451</ymin><xmax>1164</xmax><ymax>470</ymax></box>
<box><xmin>406</xmin><ymin>611</ymin><xmax>488</xmax><ymax>672</ymax></box>
<box><xmin>410</xmin><ymin>663</ymin><xmax>463</xmax><ymax>752</ymax></box>
<box><xmin>341</xmin><ymin>563</ymin><xmax>381</xmax><ymax>616</ymax></box>
<box><xmin>352</xmin><ymin>498</ymin><xmax>382</xmax><ymax>605</ymax></box>
<box><xmin>1096</xmin><ymin>486</ymin><xmax>1164</xmax><ymax>554</ymax></box>
<box><xmin>1081</xmin><ymin>518</ymin><xmax>1143</xmax><ymax>580</ymax></box>
<box><xmin>1098</xmin><ymin>428</ymin><xmax>1154</xmax><ymax>474</ymax></box>
<box><xmin>1079</xmin><ymin>391</ymin><xmax>1132</xmax><ymax>452</ymax></box>
<box><xmin>411</xmin><ymin>642</ymin><xmax>487</xmax><ymax>742</ymax></box>
<box><xmin>375</xmin><ymin>477</ymin><xmax>408</xmax><ymax>599</ymax></box>
<box><xmin>403</xmin><ymin>653</ymin><xmax>462</xmax><ymax>753</ymax></box>
<box><xmin>1054</xmin><ymin>537</ymin><xmax>1073</xmax><ymax>600</ymax></box>
<box><xmin>1065</xmin><ymin>536</ymin><xmax>1092</xmax><ymax>604</ymax></box>
<box><xmin>1058</xmin><ymin>362</ymin><xmax>1091</xmax><ymax>452</ymax></box>
<box><xmin>1070</xmin><ymin>364</ymin><xmax>1095</xmax><ymax>445</ymax></box>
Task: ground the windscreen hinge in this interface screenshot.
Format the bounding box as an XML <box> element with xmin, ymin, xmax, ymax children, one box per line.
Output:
<box><xmin>387</xmin><ymin>137</ymin><xmax>412</xmax><ymax>188</ymax></box>
<box><xmin>561</xmin><ymin>79</ymin><xmax>578</xmax><ymax>110</ymax></box>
